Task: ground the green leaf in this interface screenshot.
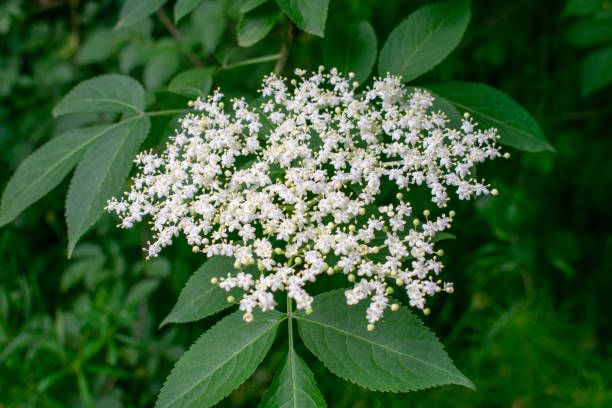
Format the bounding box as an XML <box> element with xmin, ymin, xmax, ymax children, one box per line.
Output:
<box><xmin>191</xmin><ymin>0</ymin><xmax>227</xmax><ymax>55</ymax></box>
<box><xmin>566</xmin><ymin>16</ymin><xmax>612</xmax><ymax>48</ymax></box>
<box><xmin>296</xmin><ymin>289</ymin><xmax>474</xmax><ymax>392</ymax></box>
<box><xmin>53</xmin><ymin>74</ymin><xmax>145</xmax><ymax>117</ymax></box>
<box><xmin>66</xmin><ymin>117</ymin><xmax>150</xmax><ymax>257</ymax></box>
<box><xmin>561</xmin><ymin>0</ymin><xmax>605</xmax><ymax>18</ymax></box>
<box><xmin>378</xmin><ymin>0</ymin><xmax>471</xmax><ymax>82</ymax></box>
<box><xmin>144</xmin><ymin>42</ymin><xmax>180</xmax><ymax>88</ymax></box>
<box><xmin>169</xmin><ymin>68</ymin><xmax>214</xmax><ymax>97</ymax></box>
<box><xmin>78</xmin><ymin>21</ymin><xmax>151</xmax><ymax>65</ymax></box>
<box><xmin>241</xmin><ymin>0</ymin><xmax>269</xmax><ymax>13</ymax></box>
<box><xmin>174</xmin><ymin>0</ymin><xmax>205</xmax><ymax>23</ymax></box>
<box><xmin>581</xmin><ymin>45</ymin><xmax>612</xmax><ymax>97</ymax></box>
<box><xmin>428</xmin><ymin>82</ymin><xmax>554</xmax><ymax>152</ymax></box>
<box><xmin>274</xmin><ymin>0</ymin><xmax>329</xmax><ymax>37</ymax></box>
<box><xmin>406</xmin><ymin>86</ymin><xmax>463</xmax><ymax>130</ymax></box>
<box><xmin>126</xmin><ymin>279</ymin><xmax>161</xmax><ymax>306</ymax></box>
<box><xmin>0</xmin><ymin>125</ymin><xmax>127</xmax><ymax>228</ymax></box>
<box><xmin>323</xmin><ymin>15</ymin><xmax>377</xmax><ymax>84</ymax></box>
<box><xmin>432</xmin><ymin>231</ymin><xmax>457</xmax><ymax>243</ymax></box>
<box><xmin>117</xmin><ymin>0</ymin><xmax>169</xmax><ymax>28</ymax></box>
<box><xmin>259</xmin><ymin>348</ymin><xmax>326</xmax><ymax>408</ymax></box>
<box><xmin>160</xmin><ymin>256</ymin><xmax>242</xmax><ymax>327</ymax></box>
<box><xmin>237</xmin><ymin>3</ymin><xmax>280</xmax><ymax>47</ymax></box>
<box><xmin>156</xmin><ymin>310</ymin><xmax>284</xmax><ymax>408</ymax></box>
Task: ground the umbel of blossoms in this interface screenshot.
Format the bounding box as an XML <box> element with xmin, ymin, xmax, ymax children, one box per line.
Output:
<box><xmin>107</xmin><ymin>67</ymin><xmax>506</xmax><ymax>329</ymax></box>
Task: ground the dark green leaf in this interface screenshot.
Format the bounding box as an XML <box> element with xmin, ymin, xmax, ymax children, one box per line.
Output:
<box><xmin>117</xmin><ymin>0</ymin><xmax>169</xmax><ymax>28</ymax></box>
<box><xmin>274</xmin><ymin>0</ymin><xmax>329</xmax><ymax>37</ymax></box>
<box><xmin>323</xmin><ymin>15</ymin><xmax>377</xmax><ymax>84</ymax></box>
<box><xmin>296</xmin><ymin>289</ymin><xmax>474</xmax><ymax>391</ymax></box>
<box><xmin>428</xmin><ymin>82</ymin><xmax>554</xmax><ymax>152</ymax></box>
<box><xmin>581</xmin><ymin>45</ymin><xmax>612</xmax><ymax>97</ymax></box>
<box><xmin>259</xmin><ymin>348</ymin><xmax>326</xmax><ymax>408</ymax></box>
<box><xmin>174</xmin><ymin>0</ymin><xmax>205</xmax><ymax>23</ymax></box>
<box><xmin>561</xmin><ymin>0</ymin><xmax>605</xmax><ymax>18</ymax></box>
<box><xmin>160</xmin><ymin>256</ymin><xmax>242</xmax><ymax>327</ymax></box>
<box><xmin>169</xmin><ymin>68</ymin><xmax>214</xmax><ymax>97</ymax></box>
<box><xmin>237</xmin><ymin>3</ymin><xmax>280</xmax><ymax>47</ymax></box>
<box><xmin>566</xmin><ymin>16</ymin><xmax>612</xmax><ymax>48</ymax></box>
<box><xmin>66</xmin><ymin>117</ymin><xmax>150</xmax><ymax>257</ymax></box>
<box><xmin>156</xmin><ymin>310</ymin><xmax>284</xmax><ymax>408</ymax></box>
<box><xmin>0</xmin><ymin>125</ymin><xmax>127</xmax><ymax>228</ymax></box>
<box><xmin>53</xmin><ymin>74</ymin><xmax>145</xmax><ymax>117</ymax></box>
<box><xmin>432</xmin><ymin>231</ymin><xmax>457</xmax><ymax>243</ymax></box>
<box><xmin>378</xmin><ymin>0</ymin><xmax>471</xmax><ymax>82</ymax></box>
<box><xmin>78</xmin><ymin>21</ymin><xmax>151</xmax><ymax>64</ymax></box>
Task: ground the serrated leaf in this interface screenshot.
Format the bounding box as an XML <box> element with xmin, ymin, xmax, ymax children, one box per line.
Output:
<box><xmin>241</xmin><ymin>0</ymin><xmax>269</xmax><ymax>13</ymax></box>
<box><xmin>160</xmin><ymin>256</ymin><xmax>242</xmax><ymax>327</ymax></box>
<box><xmin>168</xmin><ymin>68</ymin><xmax>214</xmax><ymax>97</ymax></box>
<box><xmin>174</xmin><ymin>0</ymin><xmax>205</xmax><ymax>23</ymax></box>
<box><xmin>378</xmin><ymin>0</ymin><xmax>471</xmax><ymax>82</ymax></box>
<box><xmin>274</xmin><ymin>0</ymin><xmax>329</xmax><ymax>37</ymax></box>
<box><xmin>259</xmin><ymin>348</ymin><xmax>326</xmax><ymax>408</ymax></box>
<box><xmin>156</xmin><ymin>310</ymin><xmax>284</xmax><ymax>408</ymax></box>
<box><xmin>53</xmin><ymin>74</ymin><xmax>145</xmax><ymax>117</ymax></box>
<box><xmin>117</xmin><ymin>0</ymin><xmax>169</xmax><ymax>28</ymax></box>
<box><xmin>428</xmin><ymin>82</ymin><xmax>554</xmax><ymax>152</ymax></box>
<box><xmin>0</xmin><ymin>125</ymin><xmax>126</xmax><ymax>228</ymax></box>
<box><xmin>66</xmin><ymin>116</ymin><xmax>150</xmax><ymax>257</ymax></box>
<box><xmin>237</xmin><ymin>3</ymin><xmax>280</xmax><ymax>47</ymax></box>
<box><xmin>323</xmin><ymin>15</ymin><xmax>377</xmax><ymax>84</ymax></box>
<box><xmin>296</xmin><ymin>289</ymin><xmax>474</xmax><ymax>392</ymax></box>
<box><xmin>581</xmin><ymin>45</ymin><xmax>612</xmax><ymax>97</ymax></box>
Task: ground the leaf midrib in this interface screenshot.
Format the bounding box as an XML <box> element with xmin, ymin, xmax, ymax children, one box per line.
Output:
<box><xmin>70</xmin><ymin>117</ymin><xmax>142</xmax><ymax>246</ymax></box>
<box><xmin>295</xmin><ymin>315</ymin><xmax>463</xmax><ymax>381</ymax></box>
<box><xmin>2</xmin><ymin>120</ymin><xmax>134</xmax><ymax>218</ymax></box>
<box><xmin>55</xmin><ymin>98</ymin><xmax>142</xmax><ymax>116</ymax></box>
<box><xmin>161</xmin><ymin>316</ymin><xmax>285</xmax><ymax>408</ymax></box>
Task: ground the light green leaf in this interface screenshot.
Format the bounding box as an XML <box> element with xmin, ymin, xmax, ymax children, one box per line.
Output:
<box><xmin>241</xmin><ymin>0</ymin><xmax>269</xmax><ymax>13</ymax></box>
<box><xmin>191</xmin><ymin>0</ymin><xmax>227</xmax><ymax>55</ymax></box>
<box><xmin>432</xmin><ymin>231</ymin><xmax>457</xmax><ymax>243</ymax></box>
<box><xmin>0</xmin><ymin>125</ymin><xmax>126</xmax><ymax>228</ymax></box>
<box><xmin>53</xmin><ymin>74</ymin><xmax>145</xmax><ymax>117</ymax></box>
<box><xmin>323</xmin><ymin>15</ymin><xmax>377</xmax><ymax>84</ymax></box>
<box><xmin>581</xmin><ymin>45</ymin><xmax>612</xmax><ymax>97</ymax></box>
<box><xmin>66</xmin><ymin>116</ymin><xmax>150</xmax><ymax>257</ymax></box>
<box><xmin>160</xmin><ymin>256</ymin><xmax>241</xmax><ymax>327</ymax></box>
<box><xmin>566</xmin><ymin>16</ymin><xmax>612</xmax><ymax>48</ymax></box>
<box><xmin>117</xmin><ymin>0</ymin><xmax>169</xmax><ymax>28</ymax></box>
<box><xmin>274</xmin><ymin>0</ymin><xmax>329</xmax><ymax>37</ymax></box>
<box><xmin>156</xmin><ymin>310</ymin><xmax>284</xmax><ymax>408</ymax></box>
<box><xmin>428</xmin><ymin>82</ymin><xmax>554</xmax><ymax>152</ymax></box>
<box><xmin>296</xmin><ymin>289</ymin><xmax>474</xmax><ymax>392</ymax></box>
<box><xmin>78</xmin><ymin>20</ymin><xmax>151</xmax><ymax>64</ymax></box>
<box><xmin>237</xmin><ymin>3</ymin><xmax>280</xmax><ymax>47</ymax></box>
<box><xmin>378</xmin><ymin>0</ymin><xmax>471</xmax><ymax>82</ymax></box>
<box><xmin>259</xmin><ymin>348</ymin><xmax>326</xmax><ymax>408</ymax></box>
<box><xmin>144</xmin><ymin>43</ymin><xmax>180</xmax><ymax>88</ymax></box>
<box><xmin>169</xmin><ymin>68</ymin><xmax>214</xmax><ymax>97</ymax></box>
<box><xmin>174</xmin><ymin>0</ymin><xmax>205</xmax><ymax>23</ymax></box>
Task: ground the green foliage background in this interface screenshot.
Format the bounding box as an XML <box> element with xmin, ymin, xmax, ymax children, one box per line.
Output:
<box><xmin>1</xmin><ymin>0</ymin><xmax>611</xmax><ymax>406</ymax></box>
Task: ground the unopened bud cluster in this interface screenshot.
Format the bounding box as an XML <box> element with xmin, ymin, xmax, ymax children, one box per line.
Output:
<box><xmin>107</xmin><ymin>67</ymin><xmax>503</xmax><ymax>326</ymax></box>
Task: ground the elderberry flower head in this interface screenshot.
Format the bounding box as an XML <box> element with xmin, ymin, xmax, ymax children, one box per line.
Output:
<box><xmin>107</xmin><ymin>67</ymin><xmax>504</xmax><ymax>326</ymax></box>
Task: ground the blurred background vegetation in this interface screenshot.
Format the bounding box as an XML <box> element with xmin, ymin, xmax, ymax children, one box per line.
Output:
<box><xmin>1</xmin><ymin>0</ymin><xmax>611</xmax><ymax>407</ymax></box>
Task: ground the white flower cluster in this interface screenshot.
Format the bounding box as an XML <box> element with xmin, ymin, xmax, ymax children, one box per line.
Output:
<box><xmin>107</xmin><ymin>67</ymin><xmax>505</xmax><ymax>328</ymax></box>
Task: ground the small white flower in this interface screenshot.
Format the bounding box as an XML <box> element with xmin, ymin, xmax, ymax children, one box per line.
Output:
<box><xmin>107</xmin><ymin>68</ymin><xmax>503</xmax><ymax>325</ymax></box>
